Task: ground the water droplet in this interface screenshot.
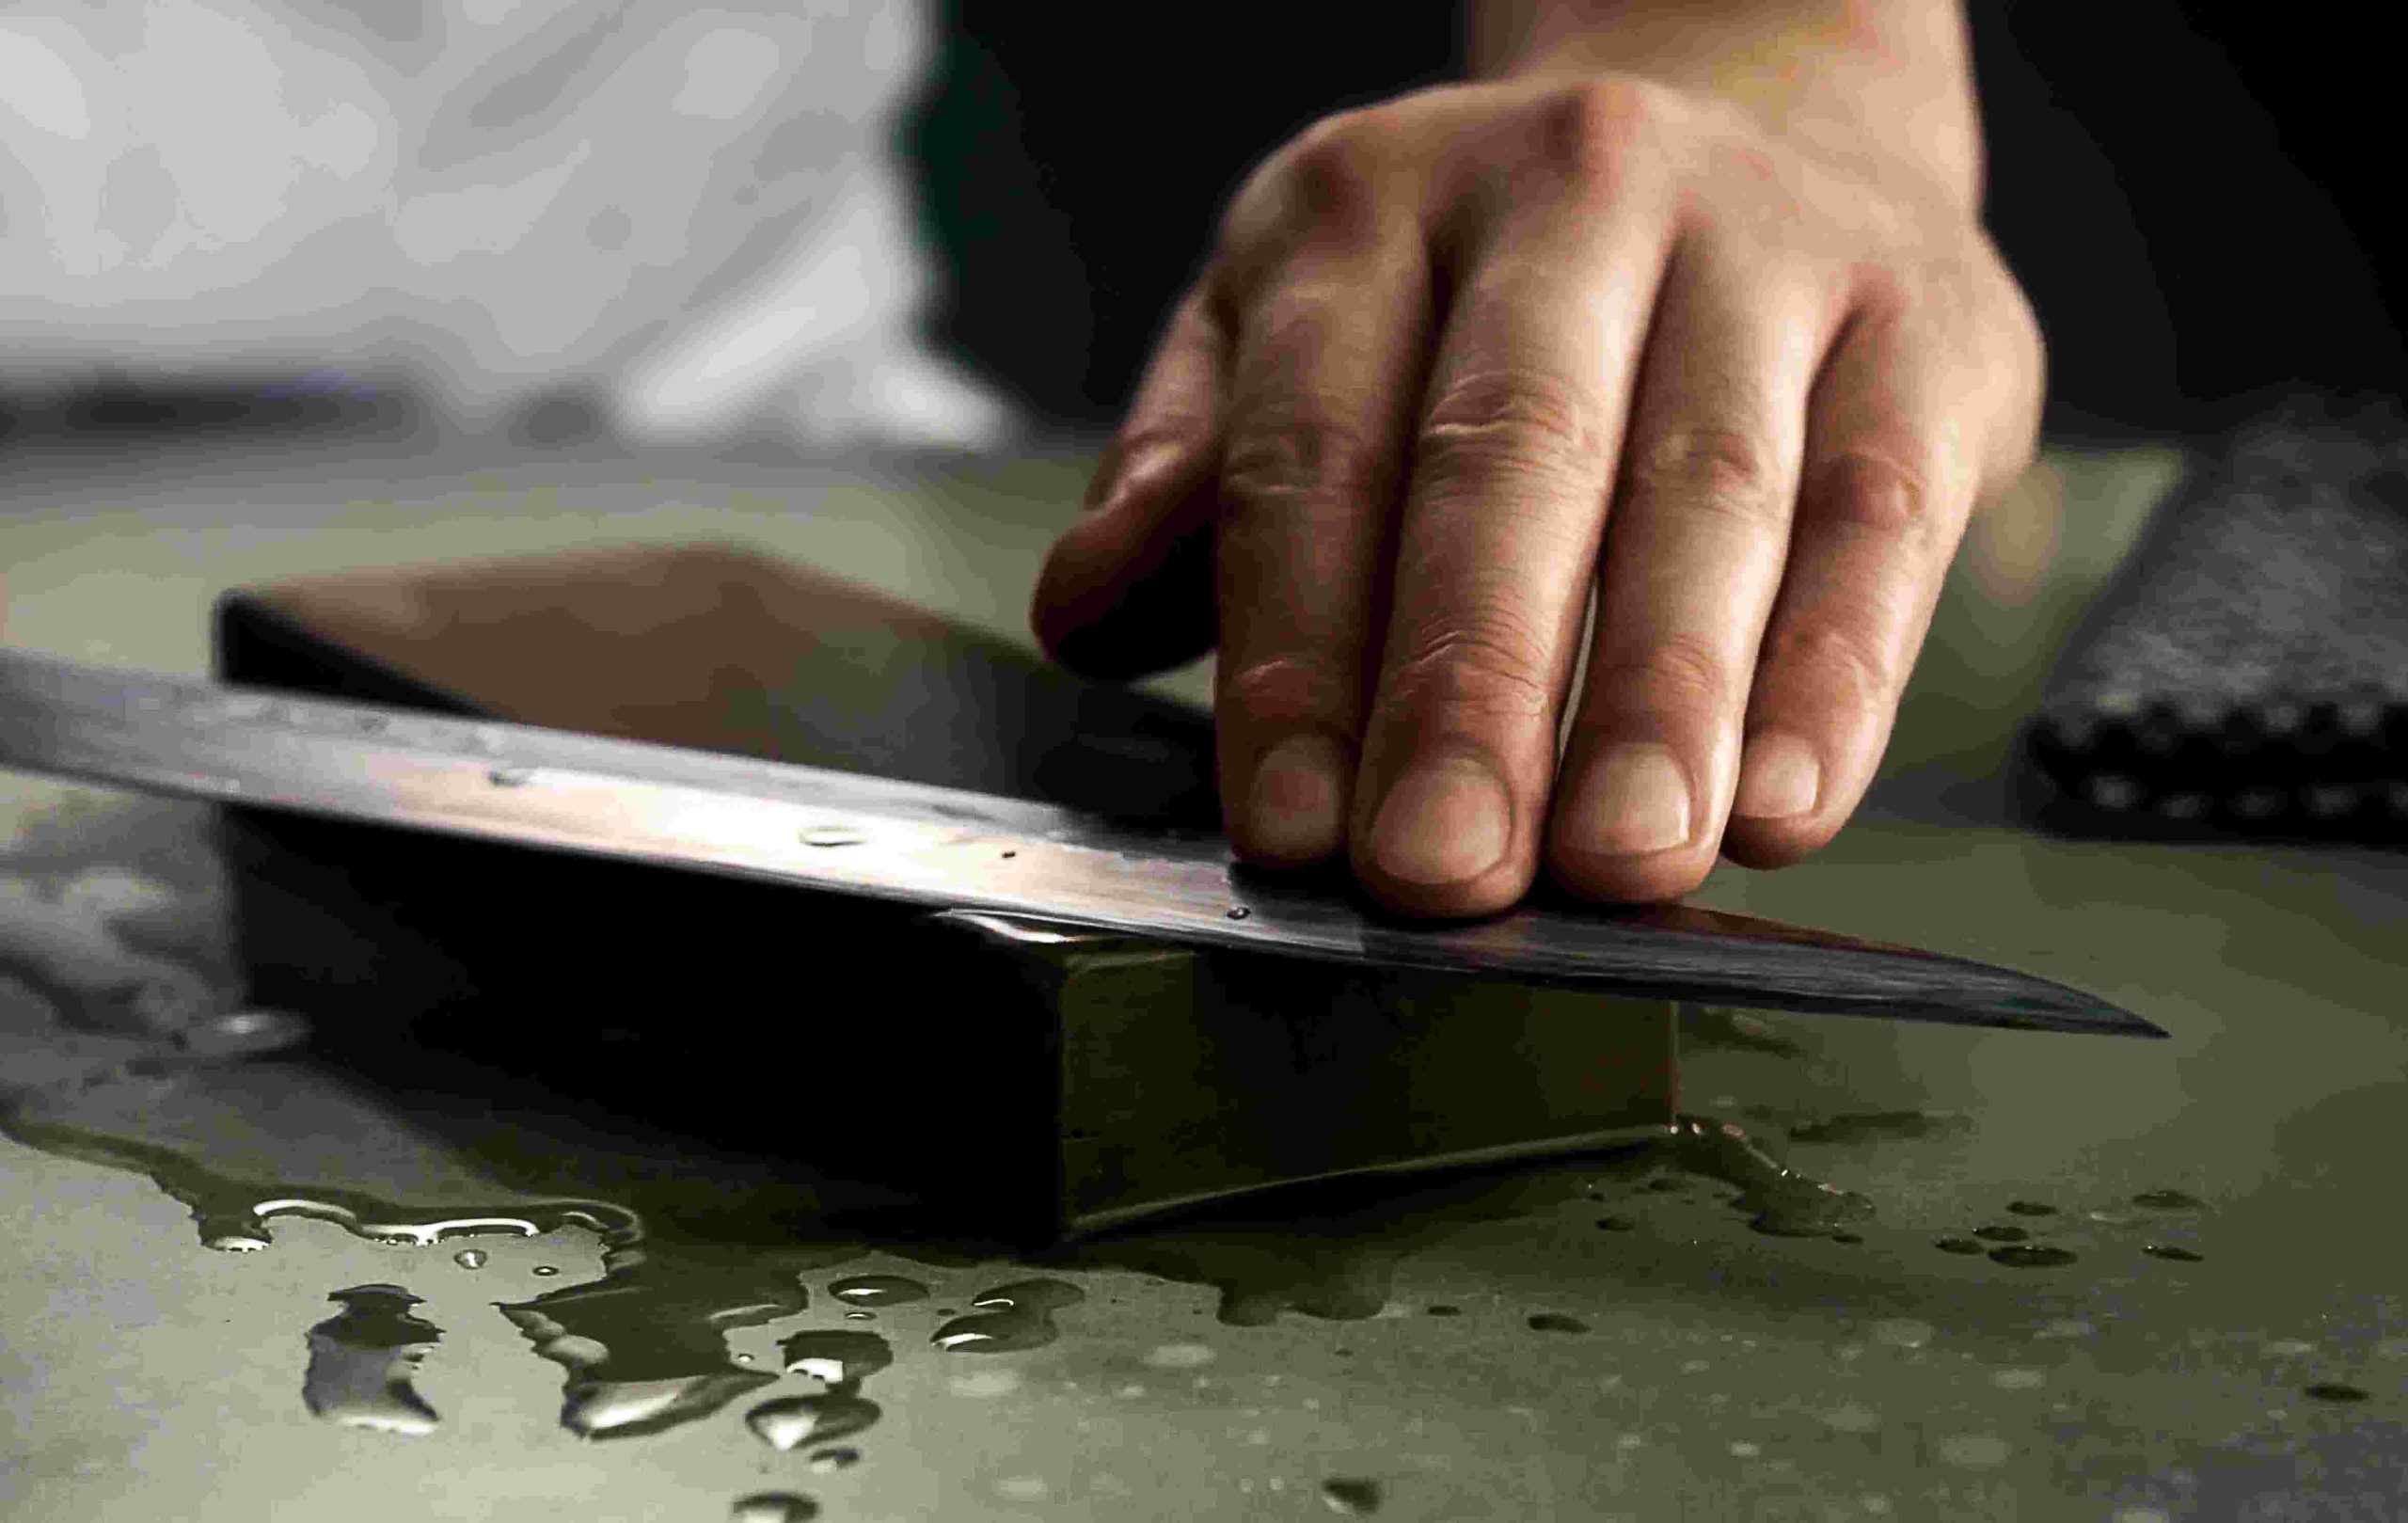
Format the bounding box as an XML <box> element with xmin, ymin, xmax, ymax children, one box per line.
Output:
<box><xmin>1227</xmin><ymin>906</ymin><xmax>1252</xmax><ymax>920</ymax></box>
<box><xmin>842</xmin><ymin>1310</ymin><xmax>874</xmax><ymax>1322</ymax></box>
<box><xmin>2262</xmin><ymin>1339</ymin><xmax>2316</xmax><ymax>1357</ymax></box>
<box><xmin>829</xmin><ymin>1274</ymin><xmax>931</xmax><ymax>1308</ymax></box>
<box><xmin>1972</xmin><ymin>1224</ymin><xmax>2029</xmax><ymax>1243</ymax></box>
<box><xmin>1818</xmin><ymin>1404</ymin><xmax>1881</xmax><ymax>1433</ymax></box>
<box><xmin>1727</xmin><ymin>1439</ymin><xmax>1762</xmax><ymax>1458</ymax></box>
<box><xmin>531</xmin><ymin>1265</ymin><xmax>560</xmax><ymax>1277</ymax></box>
<box><xmin>2142</xmin><ymin>1244</ymin><xmax>2203</xmax><ymax>1262</ymax></box>
<box><xmin>800</xmin><ymin>827</ymin><xmax>865</xmax><ymax>848</ymax></box>
<box><xmin>735</xmin><ymin>1352</ymin><xmax>755</xmax><ymax>1364</ymax></box>
<box><xmin>747</xmin><ymin>1393</ymin><xmax>883</xmax><ymax>1450</ymax></box>
<box><xmin>1990</xmin><ymin>1245</ymin><xmax>2079</xmax><ymax>1269</ymax></box>
<box><xmin>995</xmin><ymin>1476</ymin><xmax>1050</xmax><ymax>1501</ymax></box>
<box><xmin>807</xmin><ymin>1448</ymin><xmax>860</xmax><ymax>1474</ymax></box>
<box><xmin>1935</xmin><ymin>1237</ymin><xmax>1986</xmax><ymax>1256</ymax></box>
<box><xmin>302</xmin><ymin>1284</ymin><xmax>444</xmax><ymax>1436</ymax></box>
<box><xmin>2004</xmin><ymin>1200</ymin><xmax>2057</xmax><ymax>1216</ymax></box>
<box><xmin>500</xmin><ymin>1280</ymin><xmax>782</xmax><ymax>1443</ymax></box>
<box><xmin>488</xmin><ymin>768</ymin><xmax>532</xmax><ymax>787</ymax></box>
<box><xmin>1143</xmin><ymin>1342</ymin><xmax>1217</xmax><ymax>1369</ymax></box>
<box><xmin>1596</xmin><ymin>1215</ymin><xmax>1636</xmax><ymax>1232</ymax></box>
<box><xmin>2304</xmin><ymin>1383</ymin><xmax>2368</xmax><ymax>1404</ymax></box>
<box><xmin>1990</xmin><ymin>1368</ymin><xmax>2046</xmax><ymax>1390</ymax></box>
<box><xmin>729</xmin><ymin>1492</ymin><xmax>819</xmax><ymax>1523</ymax></box>
<box><xmin>779</xmin><ymin>1329</ymin><xmax>894</xmax><ymax>1387</ymax></box>
<box><xmin>1527</xmin><ymin>1312</ymin><xmax>1589</xmax><ymax>1334</ymax></box>
<box><xmin>452</xmin><ymin>1249</ymin><xmax>488</xmax><ymax>1270</ymax></box>
<box><xmin>177</xmin><ymin>1007</ymin><xmax>310</xmax><ymax>1058</ymax></box>
<box><xmin>931</xmin><ymin>1278</ymin><xmax>1085</xmax><ymax>1354</ymax></box>
<box><xmin>1663</xmin><ymin>1116</ymin><xmax>1873</xmax><ymax>1238</ymax></box>
<box><xmin>1321</xmin><ymin>1478</ymin><xmax>1384</xmax><ymax>1515</ymax></box>
<box><xmin>2131</xmin><ymin>1189</ymin><xmax>2203</xmax><ymax>1210</ymax></box>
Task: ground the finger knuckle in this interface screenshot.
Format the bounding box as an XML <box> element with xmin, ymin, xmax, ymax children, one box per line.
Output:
<box><xmin>1219</xmin><ymin>409</ymin><xmax>1387</xmax><ymax>518</ymax></box>
<box><xmin>1281</xmin><ymin>117</ymin><xmax>1385</xmax><ymax>233</ymax></box>
<box><xmin>1418</xmin><ymin>367</ymin><xmax>1611</xmax><ymax>488</ymax></box>
<box><xmin>1759</xmin><ymin>621</ymin><xmax>1893</xmax><ymax>714</ymax></box>
<box><xmin>1220</xmin><ymin>654</ymin><xmax>1357</xmax><ymax>730</ymax></box>
<box><xmin>1529</xmin><ymin>76</ymin><xmax>1664</xmax><ymax>191</ymax></box>
<box><xmin>1623</xmin><ymin>424</ymin><xmax>1788</xmax><ymax>528</ymax></box>
<box><xmin>1586</xmin><ymin>633</ymin><xmax>1732</xmax><ymax>722</ymax></box>
<box><xmin>1805</xmin><ymin>444</ymin><xmax>1942</xmax><ymax>543</ymax></box>
<box><xmin>1383</xmin><ymin>611</ymin><xmax>1559</xmax><ymax>726</ymax></box>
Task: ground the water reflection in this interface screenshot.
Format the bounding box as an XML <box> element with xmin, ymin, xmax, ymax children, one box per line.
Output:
<box><xmin>301</xmin><ymin>1283</ymin><xmax>444</xmax><ymax>1436</ymax></box>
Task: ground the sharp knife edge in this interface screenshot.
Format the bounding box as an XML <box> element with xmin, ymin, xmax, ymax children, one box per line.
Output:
<box><xmin>0</xmin><ymin>647</ymin><xmax>2162</xmax><ymax>1038</ymax></box>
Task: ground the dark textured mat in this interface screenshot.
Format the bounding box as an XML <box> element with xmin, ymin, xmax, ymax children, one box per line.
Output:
<box><xmin>2018</xmin><ymin>393</ymin><xmax>2408</xmax><ymax>844</ymax></box>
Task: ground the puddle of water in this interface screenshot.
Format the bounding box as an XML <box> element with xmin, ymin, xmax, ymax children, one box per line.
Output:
<box><xmin>929</xmin><ymin>1280</ymin><xmax>1086</xmax><ymax>1353</ymax></box>
<box><xmin>828</xmin><ymin>1274</ymin><xmax>930</xmax><ymax>1308</ymax></box>
<box><xmin>8</xmin><ymin>793</ymin><xmax>2400</xmax><ymax>1518</ymax></box>
<box><xmin>301</xmin><ymin>1283</ymin><xmax>443</xmax><ymax>1436</ymax></box>
<box><xmin>747</xmin><ymin>1393</ymin><xmax>882</xmax><ymax>1451</ymax></box>
<box><xmin>1321</xmin><ymin>1477</ymin><xmax>1384</xmax><ymax>1515</ymax></box>
<box><xmin>779</xmin><ymin>1328</ymin><xmax>893</xmax><ymax>1386</ymax></box>
<box><xmin>728</xmin><ymin>1494</ymin><xmax>818</xmax><ymax>1523</ymax></box>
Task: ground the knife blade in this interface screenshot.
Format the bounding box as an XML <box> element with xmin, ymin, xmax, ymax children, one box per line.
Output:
<box><xmin>0</xmin><ymin>646</ymin><xmax>2162</xmax><ymax>1037</ymax></box>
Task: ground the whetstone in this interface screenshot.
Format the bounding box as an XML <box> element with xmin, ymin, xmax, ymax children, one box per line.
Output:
<box><xmin>210</xmin><ymin>543</ymin><xmax>1676</xmax><ymax>1241</ymax></box>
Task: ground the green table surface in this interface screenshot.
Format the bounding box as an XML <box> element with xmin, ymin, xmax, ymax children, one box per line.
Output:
<box><xmin>5</xmin><ymin>425</ymin><xmax>2403</xmax><ymax>1522</ymax></box>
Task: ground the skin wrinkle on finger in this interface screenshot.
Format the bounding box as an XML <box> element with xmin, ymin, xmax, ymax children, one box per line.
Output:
<box><xmin>1546</xmin><ymin>231</ymin><xmax>1840</xmax><ymax>900</ymax></box>
<box><xmin>1722</xmin><ymin>296</ymin><xmax>1988</xmax><ymax>869</ymax></box>
<box><xmin>1211</xmin><ymin>230</ymin><xmax>1436</xmax><ymax>865</ymax></box>
<box><xmin>1349</xmin><ymin>163</ymin><xmax>1675</xmax><ymax>914</ymax></box>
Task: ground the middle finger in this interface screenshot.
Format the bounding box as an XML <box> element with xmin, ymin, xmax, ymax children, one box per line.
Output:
<box><xmin>1547</xmin><ymin>234</ymin><xmax>1844</xmax><ymax>901</ymax></box>
<box><xmin>1350</xmin><ymin>171</ymin><xmax>1672</xmax><ymax>914</ymax></box>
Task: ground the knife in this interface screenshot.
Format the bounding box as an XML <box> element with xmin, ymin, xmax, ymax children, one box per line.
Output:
<box><xmin>0</xmin><ymin>646</ymin><xmax>2161</xmax><ymax>1038</ymax></box>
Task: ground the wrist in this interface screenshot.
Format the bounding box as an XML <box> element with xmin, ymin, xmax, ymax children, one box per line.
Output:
<box><xmin>1475</xmin><ymin>2</ymin><xmax>1985</xmax><ymax>215</ymax></box>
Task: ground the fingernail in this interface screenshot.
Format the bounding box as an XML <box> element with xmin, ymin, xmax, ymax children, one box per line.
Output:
<box><xmin>1368</xmin><ymin>754</ymin><xmax>1513</xmax><ymax>885</ymax></box>
<box><xmin>1244</xmin><ymin>734</ymin><xmax>1348</xmax><ymax>860</ymax></box>
<box><xmin>1567</xmin><ymin>742</ymin><xmax>1691</xmax><ymax>855</ymax></box>
<box><xmin>1733</xmin><ymin>731</ymin><xmax>1820</xmax><ymax>820</ymax></box>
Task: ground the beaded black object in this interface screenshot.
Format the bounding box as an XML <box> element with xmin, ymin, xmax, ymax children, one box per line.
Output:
<box><xmin>2020</xmin><ymin>393</ymin><xmax>2408</xmax><ymax>843</ymax></box>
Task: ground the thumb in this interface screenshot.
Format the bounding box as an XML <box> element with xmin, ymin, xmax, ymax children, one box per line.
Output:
<box><xmin>1031</xmin><ymin>282</ymin><xmax>1229</xmax><ymax>679</ymax></box>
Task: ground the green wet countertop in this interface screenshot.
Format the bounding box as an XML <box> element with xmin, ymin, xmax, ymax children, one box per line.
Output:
<box><xmin>5</xmin><ymin>426</ymin><xmax>2405</xmax><ymax>1521</ymax></box>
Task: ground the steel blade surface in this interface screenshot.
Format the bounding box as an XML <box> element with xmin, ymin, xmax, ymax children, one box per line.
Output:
<box><xmin>0</xmin><ymin>648</ymin><xmax>2162</xmax><ymax>1037</ymax></box>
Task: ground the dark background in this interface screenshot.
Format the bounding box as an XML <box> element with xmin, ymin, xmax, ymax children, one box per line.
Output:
<box><xmin>905</xmin><ymin>3</ymin><xmax>2400</xmax><ymax>443</ymax></box>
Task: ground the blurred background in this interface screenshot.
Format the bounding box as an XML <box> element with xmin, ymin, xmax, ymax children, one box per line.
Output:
<box><xmin>0</xmin><ymin>0</ymin><xmax>2397</xmax><ymax>452</ymax></box>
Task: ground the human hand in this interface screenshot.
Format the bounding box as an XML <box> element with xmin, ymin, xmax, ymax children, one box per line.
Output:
<box><xmin>1030</xmin><ymin>73</ymin><xmax>2043</xmax><ymax>916</ymax></box>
